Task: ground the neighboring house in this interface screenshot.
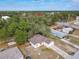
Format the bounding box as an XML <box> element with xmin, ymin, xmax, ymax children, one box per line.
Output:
<box><xmin>62</xmin><ymin>27</ymin><xmax>73</xmax><ymax>34</ymax></box>
<box><xmin>50</xmin><ymin>29</ymin><xmax>67</xmax><ymax>38</ymax></box>
<box><xmin>1</xmin><ymin>16</ymin><xmax>10</xmax><ymax>20</ymax></box>
<box><xmin>76</xmin><ymin>16</ymin><xmax>79</xmax><ymax>21</ymax></box>
<box><xmin>50</xmin><ymin>25</ymin><xmax>73</xmax><ymax>38</ymax></box>
<box><xmin>74</xmin><ymin>16</ymin><xmax>79</xmax><ymax>26</ymax></box>
<box><xmin>71</xmin><ymin>51</ymin><xmax>79</xmax><ymax>59</ymax></box>
<box><xmin>74</xmin><ymin>22</ymin><xmax>79</xmax><ymax>26</ymax></box>
<box><xmin>29</xmin><ymin>34</ymin><xmax>54</xmax><ymax>48</ymax></box>
<box><xmin>0</xmin><ymin>47</ymin><xmax>23</xmax><ymax>59</ymax></box>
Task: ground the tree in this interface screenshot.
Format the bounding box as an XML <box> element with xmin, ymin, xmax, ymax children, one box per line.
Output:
<box><xmin>7</xmin><ymin>22</ymin><xmax>17</xmax><ymax>36</ymax></box>
<box><xmin>18</xmin><ymin>19</ymin><xmax>28</xmax><ymax>31</ymax></box>
<box><xmin>0</xmin><ymin>28</ymin><xmax>8</xmax><ymax>41</ymax></box>
<box><xmin>15</xmin><ymin>29</ymin><xmax>27</xmax><ymax>45</ymax></box>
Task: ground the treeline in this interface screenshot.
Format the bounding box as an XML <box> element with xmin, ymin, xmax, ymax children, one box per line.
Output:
<box><xmin>0</xmin><ymin>12</ymin><xmax>78</xmax><ymax>44</ymax></box>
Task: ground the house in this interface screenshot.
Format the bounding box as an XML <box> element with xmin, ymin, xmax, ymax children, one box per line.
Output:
<box><xmin>74</xmin><ymin>22</ymin><xmax>79</xmax><ymax>26</ymax></box>
<box><xmin>50</xmin><ymin>29</ymin><xmax>67</xmax><ymax>38</ymax></box>
<box><xmin>0</xmin><ymin>47</ymin><xmax>23</xmax><ymax>59</ymax></box>
<box><xmin>71</xmin><ymin>51</ymin><xmax>79</xmax><ymax>59</ymax></box>
<box><xmin>1</xmin><ymin>16</ymin><xmax>10</xmax><ymax>20</ymax></box>
<box><xmin>50</xmin><ymin>25</ymin><xmax>73</xmax><ymax>38</ymax></box>
<box><xmin>76</xmin><ymin>16</ymin><xmax>79</xmax><ymax>21</ymax></box>
<box><xmin>62</xmin><ymin>27</ymin><xmax>73</xmax><ymax>34</ymax></box>
<box><xmin>29</xmin><ymin>34</ymin><xmax>54</xmax><ymax>48</ymax></box>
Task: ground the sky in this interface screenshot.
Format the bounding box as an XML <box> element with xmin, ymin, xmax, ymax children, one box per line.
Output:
<box><xmin>0</xmin><ymin>0</ymin><xmax>79</xmax><ymax>11</ymax></box>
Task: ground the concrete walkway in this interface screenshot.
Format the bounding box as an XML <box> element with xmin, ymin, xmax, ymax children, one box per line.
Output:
<box><xmin>60</xmin><ymin>39</ymin><xmax>79</xmax><ymax>49</ymax></box>
<box><xmin>49</xmin><ymin>45</ymin><xmax>72</xmax><ymax>59</ymax></box>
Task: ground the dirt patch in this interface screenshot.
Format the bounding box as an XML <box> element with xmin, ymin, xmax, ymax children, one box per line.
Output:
<box><xmin>18</xmin><ymin>44</ymin><xmax>26</xmax><ymax>56</ymax></box>
<box><xmin>0</xmin><ymin>43</ymin><xmax>7</xmax><ymax>48</ymax></box>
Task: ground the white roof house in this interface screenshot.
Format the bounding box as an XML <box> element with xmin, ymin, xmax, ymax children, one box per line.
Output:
<box><xmin>73</xmin><ymin>16</ymin><xmax>79</xmax><ymax>26</ymax></box>
<box><xmin>29</xmin><ymin>34</ymin><xmax>54</xmax><ymax>48</ymax></box>
<box><xmin>74</xmin><ymin>22</ymin><xmax>79</xmax><ymax>26</ymax></box>
<box><xmin>62</xmin><ymin>27</ymin><xmax>73</xmax><ymax>34</ymax></box>
<box><xmin>1</xmin><ymin>16</ymin><xmax>10</xmax><ymax>20</ymax></box>
<box><xmin>76</xmin><ymin>16</ymin><xmax>79</xmax><ymax>21</ymax></box>
<box><xmin>50</xmin><ymin>29</ymin><xmax>67</xmax><ymax>38</ymax></box>
<box><xmin>0</xmin><ymin>47</ymin><xmax>23</xmax><ymax>59</ymax></box>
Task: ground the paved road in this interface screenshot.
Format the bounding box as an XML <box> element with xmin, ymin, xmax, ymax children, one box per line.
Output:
<box><xmin>49</xmin><ymin>45</ymin><xmax>72</xmax><ymax>59</ymax></box>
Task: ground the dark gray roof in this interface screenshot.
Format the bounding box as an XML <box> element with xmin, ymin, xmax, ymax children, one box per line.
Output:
<box><xmin>29</xmin><ymin>34</ymin><xmax>51</xmax><ymax>45</ymax></box>
<box><xmin>71</xmin><ymin>51</ymin><xmax>79</xmax><ymax>59</ymax></box>
<box><xmin>0</xmin><ymin>47</ymin><xmax>23</xmax><ymax>59</ymax></box>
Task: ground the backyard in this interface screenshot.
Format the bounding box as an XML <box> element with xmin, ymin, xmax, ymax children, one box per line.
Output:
<box><xmin>55</xmin><ymin>40</ymin><xmax>78</xmax><ymax>55</ymax></box>
<box><xmin>73</xmin><ymin>30</ymin><xmax>79</xmax><ymax>36</ymax></box>
<box><xmin>48</xmin><ymin>35</ymin><xmax>78</xmax><ymax>55</ymax></box>
<box><xmin>68</xmin><ymin>36</ymin><xmax>79</xmax><ymax>45</ymax></box>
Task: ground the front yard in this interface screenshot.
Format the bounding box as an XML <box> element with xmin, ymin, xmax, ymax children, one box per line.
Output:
<box><xmin>26</xmin><ymin>46</ymin><xmax>64</xmax><ymax>59</ymax></box>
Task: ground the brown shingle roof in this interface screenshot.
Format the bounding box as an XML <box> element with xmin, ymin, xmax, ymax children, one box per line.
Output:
<box><xmin>29</xmin><ymin>34</ymin><xmax>51</xmax><ymax>45</ymax></box>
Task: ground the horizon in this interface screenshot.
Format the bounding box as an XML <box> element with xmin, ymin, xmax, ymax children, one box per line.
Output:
<box><xmin>0</xmin><ymin>0</ymin><xmax>79</xmax><ymax>11</ymax></box>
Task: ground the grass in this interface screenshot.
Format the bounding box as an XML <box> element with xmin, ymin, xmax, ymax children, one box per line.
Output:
<box><xmin>73</xmin><ymin>30</ymin><xmax>79</xmax><ymax>36</ymax></box>
<box><xmin>18</xmin><ymin>44</ymin><xmax>26</xmax><ymax>55</ymax></box>
<box><xmin>41</xmin><ymin>48</ymin><xmax>52</xmax><ymax>51</ymax></box>
<box><xmin>69</xmin><ymin>36</ymin><xmax>79</xmax><ymax>45</ymax></box>
<box><xmin>40</xmin><ymin>46</ymin><xmax>64</xmax><ymax>59</ymax></box>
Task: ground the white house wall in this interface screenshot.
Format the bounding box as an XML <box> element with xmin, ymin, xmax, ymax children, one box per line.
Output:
<box><xmin>30</xmin><ymin>41</ymin><xmax>54</xmax><ymax>48</ymax></box>
<box><xmin>43</xmin><ymin>42</ymin><xmax>48</xmax><ymax>47</ymax></box>
<box><xmin>30</xmin><ymin>42</ymin><xmax>37</xmax><ymax>48</ymax></box>
<box><xmin>35</xmin><ymin>43</ymin><xmax>41</xmax><ymax>48</ymax></box>
<box><xmin>30</xmin><ymin>42</ymin><xmax>42</xmax><ymax>48</ymax></box>
<box><xmin>48</xmin><ymin>42</ymin><xmax>54</xmax><ymax>47</ymax></box>
<box><xmin>43</xmin><ymin>42</ymin><xmax>54</xmax><ymax>48</ymax></box>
